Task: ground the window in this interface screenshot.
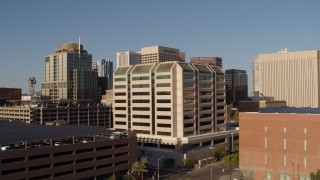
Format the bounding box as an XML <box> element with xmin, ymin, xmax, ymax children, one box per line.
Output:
<box><xmin>304</xmin><ymin>157</ymin><xmax>307</xmax><ymax>168</ymax></box>
<box><xmin>265</xmin><ymin>126</ymin><xmax>267</xmax><ymax>132</ymax></box>
<box><xmin>115</xmin><ymin>107</ymin><xmax>126</xmax><ymax>110</ymax></box>
<box><xmin>157</xmin><ymin>83</ymin><xmax>170</xmax><ymax>87</ymax></box>
<box><xmin>157</xmin><ymin>115</ymin><xmax>171</xmax><ymax>120</ymax></box>
<box><xmin>199</xmin><ymin>75</ymin><xmax>211</xmax><ymax>80</ymax></box>
<box><xmin>157</xmin><ymin>123</ymin><xmax>171</xmax><ymax>128</ymax></box>
<box><xmin>133</xmin><ymin>115</ymin><xmax>150</xmax><ymax>119</ymax></box>
<box><xmin>157</xmin><ymin>99</ymin><xmax>171</xmax><ymax>103</ymax></box>
<box><xmin>132</xmin><ymin>84</ymin><xmax>149</xmax><ymax>88</ymax></box>
<box><xmin>304</xmin><ymin>140</ymin><xmax>307</xmax><ymax>151</ymax></box>
<box><xmin>133</xmin><ymin>122</ymin><xmax>150</xmax><ymax>126</ymax></box>
<box><xmin>265</xmin><ymin>138</ymin><xmax>267</xmax><ymax>148</ymax></box>
<box><xmin>264</xmin><ymin>154</ymin><xmax>267</xmax><ymax>164</ymax></box>
<box><xmin>115</xmin><ymin>100</ymin><xmax>126</xmax><ymax>103</ymax></box>
<box><xmin>157</xmin><ymin>91</ymin><xmax>171</xmax><ymax>95</ymax></box>
<box><xmin>115</xmin><ymin>121</ymin><xmax>126</xmax><ymax>125</ymax></box>
<box><xmin>132</xmin><ymin>76</ymin><xmax>149</xmax><ymax>81</ymax></box>
<box><xmin>115</xmin><ymin>85</ymin><xmax>126</xmax><ymax>89</ymax></box>
<box><xmin>115</xmin><ymin>92</ymin><xmax>126</xmax><ymax>96</ymax></box>
<box><xmin>132</xmin><ymin>92</ymin><xmax>149</xmax><ymax>96</ymax></box>
<box><xmin>184</xmin><ymin>82</ymin><xmax>194</xmax><ymax>88</ymax></box>
<box><xmin>184</xmin><ymin>74</ymin><xmax>193</xmax><ymax>80</ymax></box>
<box><xmin>304</xmin><ymin>128</ymin><xmax>307</xmax><ymax>134</ymax></box>
<box><xmin>284</xmin><ymin>139</ymin><xmax>286</xmax><ymax>150</ymax></box>
<box><xmin>115</xmin><ymin>77</ymin><xmax>126</xmax><ymax>81</ymax></box>
<box><xmin>157</xmin><ymin>107</ymin><xmax>171</xmax><ymax>111</ymax></box>
<box><xmin>266</xmin><ymin>171</ymin><xmax>271</xmax><ymax>180</ymax></box>
<box><xmin>157</xmin><ymin>75</ymin><xmax>170</xmax><ymax>79</ymax></box>
<box><xmin>133</xmin><ymin>107</ymin><xmax>150</xmax><ymax>111</ymax></box>
<box><xmin>284</xmin><ymin>127</ymin><xmax>286</xmax><ymax>133</ymax></box>
<box><xmin>115</xmin><ymin>114</ymin><xmax>126</xmax><ymax>118</ymax></box>
<box><xmin>133</xmin><ymin>100</ymin><xmax>150</xmax><ymax>103</ymax></box>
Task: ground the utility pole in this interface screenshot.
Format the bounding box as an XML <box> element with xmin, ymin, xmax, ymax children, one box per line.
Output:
<box><xmin>229</xmin><ymin>154</ymin><xmax>232</xmax><ymax>180</ymax></box>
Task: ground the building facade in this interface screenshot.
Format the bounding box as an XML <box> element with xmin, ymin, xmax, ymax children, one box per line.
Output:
<box><xmin>0</xmin><ymin>100</ymin><xmax>112</xmax><ymax>128</ymax></box>
<box><xmin>225</xmin><ymin>69</ymin><xmax>248</xmax><ymax>106</ymax></box>
<box><xmin>116</xmin><ymin>51</ymin><xmax>141</xmax><ymax>68</ymax></box>
<box><xmin>141</xmin><ymin>46</ymin><xmax>181</xmax><ymax>64</ymax></box>
<box><xmin>240</xmin><ymin>112</ymin><xmax>320</xmax><ymax>180</ymax></box>
<box><xmin>190</xmin><ymin>57</ymin><xmax>223</xmax><ymax>69</ymax></box>
<box><xmin>113</xmin><ymin>62</ymin><xmax>228</xmax><ymax>154</ymax></box>
<box><xmin>92</xmin><ymin>59</ymin><xmax>114</xmax><ymax>93</ymax></box>
<box><xmin>0</xmin><ymin>121</ymin><xmax>137</xmax><ymax>180</ymax></box>
<box><xmin>0</xmin><ymin>88</ymin><xmax>21</xmax><ymax>104</ymax></box>
<box><xmin>253</xmin><ymin>49</ymin><xmax>320</xmax><ymax>107</ymax></box>
<box><xmin>41</xmin><ymin>43</ymin><xmax>100</xmax><ymax>101</ymax></box>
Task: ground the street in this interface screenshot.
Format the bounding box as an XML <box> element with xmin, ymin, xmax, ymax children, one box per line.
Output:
<box><xmin>144</xmin><ymin>162</ymin><xmax>243</xmax><ymax>180</ymax></box>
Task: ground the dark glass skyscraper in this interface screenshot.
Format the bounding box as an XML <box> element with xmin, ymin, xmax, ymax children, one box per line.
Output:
<box><xmin>92</xmin><ymin>59</ymin><xmax>113</xmax><ymax>94</ymax></box>
<box><xmin>225</xmin><ymin>69</ymin><xmax>248</xmax><ymax>106</ymax></box>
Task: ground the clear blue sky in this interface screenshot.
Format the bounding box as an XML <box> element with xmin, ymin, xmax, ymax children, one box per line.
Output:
<box><xmin>1</xmin><ymin>1</ymin><xmax>319</xmax><ymax>94</ymax></box>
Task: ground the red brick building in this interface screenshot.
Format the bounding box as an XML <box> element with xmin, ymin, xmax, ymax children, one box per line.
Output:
<box><xmin>0</xmin><ymin>88</ymin><xmax>21</xmax><ymax>100</ymax></box>
<box><xmin>240</xmin><ymin>112</ymin><xmax>320</xmax><ymax>180</ymax></box>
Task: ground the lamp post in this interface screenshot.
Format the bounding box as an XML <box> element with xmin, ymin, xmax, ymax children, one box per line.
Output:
<box><xmin>157</xmin><ymin>155</ymin><xmax>166</xmax><ymax>180</ymax></box>
<box><xmin>292</xmin><ymin>163</ymin><xmax>294</xmax><ymax>180</ymax></box>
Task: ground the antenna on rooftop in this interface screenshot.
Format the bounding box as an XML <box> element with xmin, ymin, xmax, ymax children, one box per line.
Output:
<box><xmin>28</xmin><ymin>76</ymin><xmax>36</xmax><ymax>97</ymax></box>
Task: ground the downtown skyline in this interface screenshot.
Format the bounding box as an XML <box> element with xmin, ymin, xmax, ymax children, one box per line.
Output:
<box><xmin>0</xmin><ymin>1</ymin><xmax>320</xmax><ymax>93</ymax></box>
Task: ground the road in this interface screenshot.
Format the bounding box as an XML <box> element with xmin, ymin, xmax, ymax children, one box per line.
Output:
<box><xmin>144</xmin><ymin>162</ymin><xmax>239</xmax><ymax>180</ymax></box>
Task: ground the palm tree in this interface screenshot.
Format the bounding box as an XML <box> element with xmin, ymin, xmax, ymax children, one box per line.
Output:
<box><xmin>131</xmin><ymin>156</ymin><xmax>148</xmax><ymax>180</ymax></box>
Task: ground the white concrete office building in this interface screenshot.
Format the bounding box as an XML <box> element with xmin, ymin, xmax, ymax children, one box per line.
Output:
<box><xmin>113</xmin><ymin>61</ymin><xmax>229</xmax><ymax>154</ymax></box>
<box><xmin>253</xmin><ymin>49</ymin><xmax>320</xmax><ymax>108</ymax></box>
<box><xmin>116</xmin><ymin>51</ymin><xmax>141</xmax><ymax>68</ymax></box>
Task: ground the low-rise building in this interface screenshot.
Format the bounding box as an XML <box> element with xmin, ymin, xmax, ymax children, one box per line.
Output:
<box><xmin>240</xmin><ymin>108</ymin><xmax>320</xmax><ymax>180</ymax></box>
<box><xmin>0</xmin><ymin>120</ymin><xmax>137</xmax><ymax>180</ymax></box>
<box><xmin>0</xmin><ymin>100</ymin><xmax>112</xmax><ymax>127</ymax></box>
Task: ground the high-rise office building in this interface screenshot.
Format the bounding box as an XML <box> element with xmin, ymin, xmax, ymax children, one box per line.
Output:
<box><xmin>41</xmin><ymin>43</ymin><xmax>100</xmax><ymax>101</ymax></box>
<box><xmin>190</xmin><ymin>57</ymin><xmax>223</xmax><ymax>68</ymax></box>
<box><xmin>92</xmin><ymin>59</ymin><xmax>113</xmax><ymax>92</ymax></box>
<box><xmin>225</xmin><ymin>69</ymin><xmax>248</xmax><ymax>106</ymax></box>
<box><xmin>141</xmin><ymin>46</ymin><xmax>181</xmax><ymax>64</ymax></box>
<box><xmin>253</xmin><ymin>49</ymin><xmax>320</xmax><ymax>107</ymax></box>
<box><xmin>113</xmin><ymin>61</ymin><xmax>227</xmax><ymax>153</ymax></box>
<box><xmin>116</xmin><ymin>51</ymin><xmax>141</xmax><ymax>68</ymax></box>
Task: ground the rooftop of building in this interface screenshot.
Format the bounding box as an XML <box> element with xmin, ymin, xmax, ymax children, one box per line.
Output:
<box><xmin>259</xmin><ymin>107</ymin><xmax>320</xmax><ymax>114</ymax></box>
<box><xmin>0</xmin><ymin>120</ymin><xmax>111</xmax><ymax>145</ymax></box>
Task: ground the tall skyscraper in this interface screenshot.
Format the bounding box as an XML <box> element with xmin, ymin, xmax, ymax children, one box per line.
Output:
<box><xmin>141</xmin><ymin>46</ymin><xmax>181</xmax><ymax>64</ymax></box>
<box><xmin>225</xmin><ymin>69</ymin><xmax>248</xmax><ymax>106</ymax></box>
<box><xmin>92</xmin><ymin>59</ymin><xmax>113</xmax><ymax>91</ymax></box>
<box><xmin>116</xmin><ymin>51</ymin><xmax>141</xmax><ymax>68</ymax></box>
<box><xmin>253</xmin><ymin>49</ymin><xmax>320</xmax><ymax>108</ymax></box>
<box><xmin>113</xmin><ymin>61</ymin><xmax>226</xmax><ymax>152</ymax></box>
<box><xmin>190</xmin><ymin>57</ymin><xmax>223</xmax><ymax>68</ymax></box>
<box><xmin>41</xmin><ymin>43</ymin><xmax>100</xmax><ymax>101</ymax></box>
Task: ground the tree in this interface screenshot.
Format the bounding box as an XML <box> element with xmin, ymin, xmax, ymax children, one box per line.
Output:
<box><xmin>221</xmin><ymin>153</ymin><xmax>239</xmax><ymax>169</ymax></box>
<box><xmin>232</xmin><ymin>145</ymin><xmax>239</xmax><ymax>153</ymax></box>
<box><xmin>182</xmin><ymin>158</ymin><xmax>191</xmax><ymax>168</ymax></box>
<box><xmin>213</xmin><ymin>145</ymin><xmax>226</xmax><ymax>160</ymax></box>
<box><xmin>310</xmin><ymin>169</ymin><xmax>320</xmax><ymax>180</ymax></box>
<box><xmin>131</xmin><ymin>156</ymin><xmax>148</xmax><ymax>180</ymax></box>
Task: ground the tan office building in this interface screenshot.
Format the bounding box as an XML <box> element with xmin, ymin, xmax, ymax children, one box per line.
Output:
<box><xmin>41</xmin><ymin>43</ymin><xmax>100</xmax><ymax>101</ymax></box>
<box><xmin>141</xmin><ymin>46</ymin><xmax>181</xmax><ymax>64</ymax></box>
<box><xmin>253</xmin><ymin>49</ymin><xmax>320</xmax><ymax>107</ymax></box>
<box><xmin>113</xmin><ymin>62</ymin><xmax>229</xmax><ymax>154</ymax></box>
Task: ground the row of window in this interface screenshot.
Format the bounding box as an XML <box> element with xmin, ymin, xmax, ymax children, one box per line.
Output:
<box><xmin>114</xmin><ymin>107</ymin><xmax>171</xmax><ymax>111</ymax></box>
<box><xmin>114</xmin><ymin>83</ymin><xmax>171</xmax><ymax>89</ymax></box>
